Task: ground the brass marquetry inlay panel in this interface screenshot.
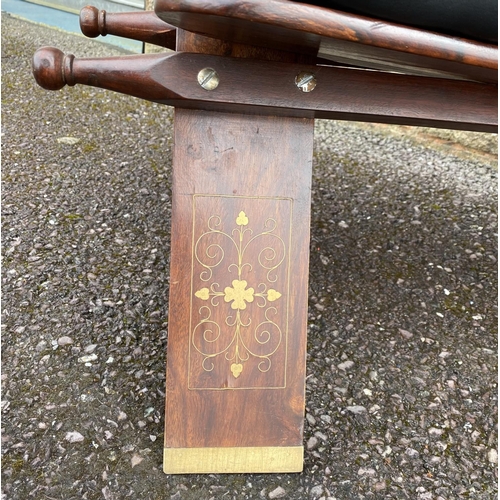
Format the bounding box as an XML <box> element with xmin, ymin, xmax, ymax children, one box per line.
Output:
<box><xmin>188</xmin><ymin>195</ymin><xmax>293</xmax><ymax>390</ymax></box>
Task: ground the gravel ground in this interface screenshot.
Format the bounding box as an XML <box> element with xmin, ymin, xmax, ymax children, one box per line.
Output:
<box><xmin>2</xmin><ymin>14</ymin><xmax>498</xmax><ymax>500</ymax></box>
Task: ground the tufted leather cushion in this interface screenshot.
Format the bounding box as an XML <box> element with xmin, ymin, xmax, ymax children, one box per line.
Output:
<box><xmin>300</xmin><ymin>0</ymin><xmax>498</xmax><ymax>43</ymax></box>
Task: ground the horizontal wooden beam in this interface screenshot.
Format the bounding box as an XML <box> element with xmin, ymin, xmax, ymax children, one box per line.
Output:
<box><xmin>155</xmin><ymin>0</ymin><xmax>498</xmax><ymax>83</ymax></box>
<box><xmin>33</xmin><ymin>48</ymin><xmax>497</xmax><ymax>132</ymax></box>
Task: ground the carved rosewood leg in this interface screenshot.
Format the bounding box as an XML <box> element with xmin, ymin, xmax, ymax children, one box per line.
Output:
<box><xmin>161</xmin><ymin>28</ymin><xmax>315</xmax><ymax>472</ymax></box>
<box><xmin>164</xmin><ymin>104</ymin><xmax>313</xmax><ymax>473</ymax></box>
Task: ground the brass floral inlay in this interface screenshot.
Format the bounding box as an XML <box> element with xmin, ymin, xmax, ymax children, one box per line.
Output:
<box><xmin>192</xmin><ymin>208</ymin><xmax>287</xmax><ymax>381</ymax></box>
<box><xmin>224</xmin><ymin>279</ymin><xmax>254</xmax><ymax>310</ymax></box>
<box><xmin>194</xmin><ymin>288</ymin><xmax>210</xmax><ymax>301</ymax></box>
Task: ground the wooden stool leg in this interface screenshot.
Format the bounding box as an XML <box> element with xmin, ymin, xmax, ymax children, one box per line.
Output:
<box><xmin>163</xmin><ymin>108</ymin><xmax>314</xmax><ymax>473</ymax></box>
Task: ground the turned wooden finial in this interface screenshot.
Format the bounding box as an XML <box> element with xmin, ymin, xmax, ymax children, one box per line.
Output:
<box><xmin>79</xmin><ymin>6</ymin><xmax>177</xmax><ymax>48</ymax></box>
<box><xmin>32</xmin><ymin>47</ymin><xmax>74</xmax><ymax>91</ymax></box>
<box><xmin>79</xmin><ymin>6</ymin><xmax>107</xmax><ymax>37</ymax></box>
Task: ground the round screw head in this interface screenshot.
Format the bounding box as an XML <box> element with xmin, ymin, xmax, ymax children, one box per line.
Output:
<box><xmin>197</xmin><ymin>67</ymin><xmax>220</xmax><ymax>90</ymax></box>
<box><xmin>295</xmin><ymin>71</ymin><xmax>316</xmax><ymax>92</ymax></box>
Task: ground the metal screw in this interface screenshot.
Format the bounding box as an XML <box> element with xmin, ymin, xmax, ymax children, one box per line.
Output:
<box><xmin>197</xmin><ymin>67</ymin><xmax>220</xmax><ymax>90</ymax></box>
<box><xmin>295</xmin><ymin>71</ymin><xmax>316</xmax><ymax>92</ymax></box>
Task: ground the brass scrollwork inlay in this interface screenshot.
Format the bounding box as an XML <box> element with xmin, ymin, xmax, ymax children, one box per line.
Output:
<box><xmin>190</xmin><ymin>203</ymin><xmax>289</xmax><ymax>386</ymax></box>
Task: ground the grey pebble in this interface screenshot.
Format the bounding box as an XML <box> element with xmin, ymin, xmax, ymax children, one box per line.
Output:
<box><xmin>268</xmin><ymin>486</ymin><xmax>287</xmax><ymax>499</ymax></box>
<box><xmin>488</xmin><ymin>449</ymin><xmax>498</xmax><ymax>464</ymax></box>
<box><xmin>310</xmin><ymin>484</ymin><xmax>324</xmax><ymax>498</ymax></box>
<box><xmin>358</xmin><ymin>467</ymin><xmax>376</xmax><ymax>477</ymax></box>
<box><xmin>345</xmin><ymin>405</ymin><xmax>367</xmax><ymax>415</ymax></box>
<box><xmin>35</xmin><ymin>340</ymin><xmax>47</xmax><ymax>352</ymax></box>
<box><xmin>64</xmin><ymin>431</ymin><xmax>84</xmax><ymax>443</ymax></box>
<box><xmin>337</xmin><ymin>360</ymin><xmax>354</xmax><ymax>370</ymax></box>
<box><xmin>101</xmin><ymin>486</ymin><xmax>114</xmax><ymax>500</ymax></box>
<box><xmin>314</xmin><ymin>431</ymin><xmax>328</xmax><ymax>442</ymax></box>
<box><xmin>306</xmin><ymin>413</ymin><xmax>316</xmax><ymax>425</ymax></box>
<box><xmin>78</xmin><ymin>353</ymin><xmax>98</xmax><ymax>363</ymax></box>
<box><xmin>307</xmin><ymin>436</ymin><xmax>319</xmax><ymax>450</ymax></box>
<box><xmin>405</xmin><ymin>447</ymin><xmax>420</xmax><ymax>457</ymax></box>
<box><xmin>57</xmin><ymin>336</ymin><xmax>73</xmax><ymax>346</ymax></box>
<box><xmin>398</xmin><ymin>328</ymin><xmax>413</xmax><ymax>339</ymax></box>
<box><xmin>428</xmin><ymin>427</ymin><xmax>444</xmax><ymax>436</ymax></box>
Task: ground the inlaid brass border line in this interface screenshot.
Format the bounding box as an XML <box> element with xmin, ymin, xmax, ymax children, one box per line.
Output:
<box><xmin>164</xmin><ymin>445</ymin><xmax>304</xmax><ymax>474</ymax></box>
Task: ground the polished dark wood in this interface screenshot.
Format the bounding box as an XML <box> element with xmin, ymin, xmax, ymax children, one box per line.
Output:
<box><xmin>32</xmin><ymin>47</ymin><xmax>497</xmax><ymax>132</ymax></box>
<box><xmin>164</xmin><ymin>109</ymin><xmax>313</xmax><ymax>446</ymax></box>
<box><xmin>176</xmin><ymin>28</ymin><xmax>315</xmax><ymax>63</ymax></box>
<box><xmin>162</xmin><ymin>30</ymin><xmax>314</xmax><ymax>473</ymax></box>
<box><xmin>80</xmin><ymin>6</ymin><xmax>176</xmax><ymax>49</ymax></box>
<box><xmin>155</xmin><ymin>0</ymin><xmax>498</xmax><ymax>83</ymax></box>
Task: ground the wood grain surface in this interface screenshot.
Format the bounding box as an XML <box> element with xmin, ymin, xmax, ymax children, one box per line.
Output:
<box><xmin>155</xmin><ymin>0</ymin><xmax>498</xmax><ymax>83</ymax></box>
<box><xmin>163</xmin><ymin>30</ymin><xmax>314</xmax><ymax>473</ymax></box>
<box><xmin>32</xmin><ymin>48</ymin><xmax>497</xmax><ymax>132</ymax></box>
<box><xmin>163</xmin><ymin>109</ymin><xmax>313</xmax><ymax>472</ymax></box>
<box><xmin>79</xmin><ymin>6</ymin><xmax>177</xmax><ymax>49</ymax></box>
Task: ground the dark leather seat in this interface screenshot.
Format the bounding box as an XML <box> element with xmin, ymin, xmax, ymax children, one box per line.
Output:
<box><xmin>300</xmin><ymin>0</ymin><xmax>498</xmax><ymax>43</ymax></box>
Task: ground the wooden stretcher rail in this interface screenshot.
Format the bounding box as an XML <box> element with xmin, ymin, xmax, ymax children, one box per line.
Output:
<box><xmin>155</xmin><ymin>0</ymin><xmax>498</xmax><ymax>83</ymax></box>
<box><xmin>32</xmin><ymin>47</ymin><xmax>497</xmax><ymax>132</ymax></box>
